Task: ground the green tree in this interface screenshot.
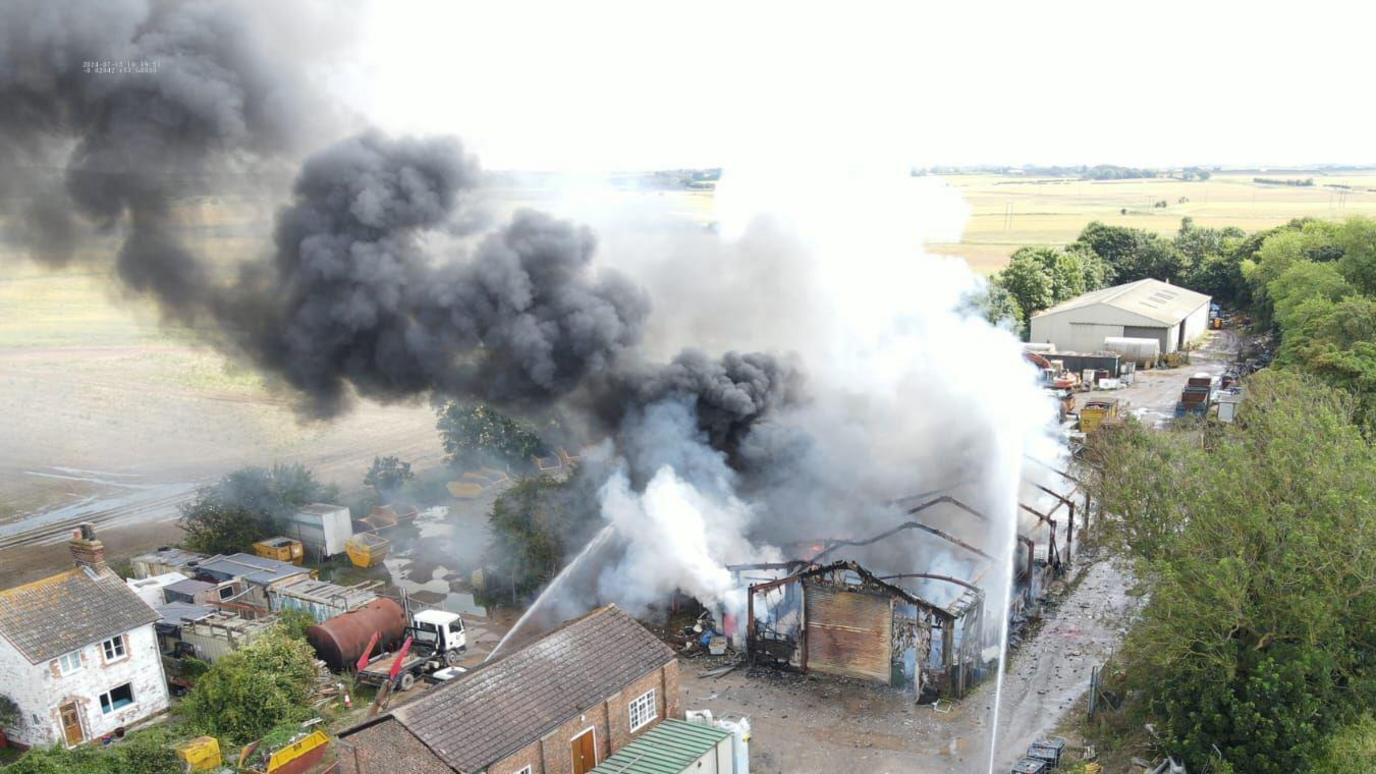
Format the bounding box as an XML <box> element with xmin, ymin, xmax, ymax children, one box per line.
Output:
<box><xmin>1072</xmin><ymin>221</ymin><xmax>1188</xmax><ymax>283</ymax></box>
<box><xmin>1009</xmin><ymin>246</ymin><xmax>1089</xmax><ymax>303</ymax></box>
<box><xmin>961</xmin><ymin>278</ymin><xmax>1023</xmax><ymax>331</ymax></box>
<box><xmin>1278</xmin><ymin>295</ymin><xmax>1376</xmax><ymax>427</ymax></box>
<box><xmin>482</xmin><ymin>471</ymin><xmax>599</xmax><ymax>602</ymax></box>
<box><xmin>436</xmin><ymin>402</ymin><xmax>547</xmax><ymax>471</ymax></box>
<box><xmin>997</xmin><ymin>250</ymin><xmax>1055</xmax><ymax>323</ymax></box>
<box><xmin>363</xmin><ymin>455</ymin><xmax>414</xmax><ymax>497</ymax></box>
<box><xmin>1089</xmin><ymin>371</ymin><xmax>1376</xmax><ymax>772</ymax></box>
<box><xmin>1267</xmin><ymin>260</ymin><xmax>1353</xmax><ymax>329</ymax></box>
<box><xmin>178</xmin><ymin>464</ymin><xmax>338</xmax><ymax>554</ymax></box>
<box><xmin>1336</xmin><ymin>216</ymin><xmax>1376</xmax><ymax>295</ymax></box>
<box><xmin>180</xmin><ymin>630</ymin><xmax>318</xmax><ymax>745</ymax></box>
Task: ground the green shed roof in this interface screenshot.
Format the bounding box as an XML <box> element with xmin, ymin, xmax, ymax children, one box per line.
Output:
<box><xmin>592</xmin><ymin>719</ymin><xmax>731</xmax><ymax>774</ymax></box>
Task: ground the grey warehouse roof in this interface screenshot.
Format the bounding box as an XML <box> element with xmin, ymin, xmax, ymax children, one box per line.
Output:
<box><xmin>1031</xmin><ymin>278</ymin><xmax>1210</xmax><ymax>326</ymax></box>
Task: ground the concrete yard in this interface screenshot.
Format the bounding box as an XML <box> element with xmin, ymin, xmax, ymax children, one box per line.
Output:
<box><xmin>1075</xmin><ymin>328</ymin><xmax>1241</xmax><ymax>429</ymax></box>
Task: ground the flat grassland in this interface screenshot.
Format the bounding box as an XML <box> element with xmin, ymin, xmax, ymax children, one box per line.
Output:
<box><xmin>926</xmin><ymin>171</ymin><xmax>1376</xmax><ymax>273</ymax></box>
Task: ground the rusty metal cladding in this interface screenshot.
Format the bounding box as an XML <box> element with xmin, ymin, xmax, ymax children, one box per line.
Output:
<box><xmin>803</xmin><ymin>582</ymin><xmax>893</xmax><ymax>682</ymax></box>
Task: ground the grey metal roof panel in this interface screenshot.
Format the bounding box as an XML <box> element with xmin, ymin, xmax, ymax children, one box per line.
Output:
<box><xmin>1031</xmin><ymin>278</ymin><xmax>1210</xmax><ymax>326</ymax></box>
<box><xmin>390</xmin><ymin>605</ymin><xmax>677</xmax><ymax>773</ymax></box>
<box><xmin>196</xmin><ymin>553</ymin><xmax>305</xmax><ymax>585</ymax></box>
<box><xmin>155</xmin><ymin>602</ymin><xmax>216</xmax><ymax>625</ymax></box>
<box><xmin>0</xmin><ymin>567</ymin><xmax>159</xmax><ymax>663</ymax></box>
<box><xmin>165</xmin><ymin>579</ymin><xmax>214</xmax><ymax>595</ymax></box>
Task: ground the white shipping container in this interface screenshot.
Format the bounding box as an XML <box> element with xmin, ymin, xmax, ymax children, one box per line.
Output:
<box><xmin>286</xmin><ymin>503</ymin><xmax>354</xmax><ymax>557</ymax></box>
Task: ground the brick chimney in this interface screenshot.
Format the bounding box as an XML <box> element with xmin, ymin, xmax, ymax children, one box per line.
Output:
<box><xmin>69</xmin><ymin>522</ymin><xmax>107</xmax><ymax>571</ymax></box>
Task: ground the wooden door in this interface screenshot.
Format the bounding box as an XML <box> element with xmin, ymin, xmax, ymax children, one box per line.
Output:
<box><xmin>59</xmin><ymin>702</ymin><xmax>83</xmax><ymax>746</ymax></box>
<box><xmin>570</xmin><ymin>729</ymin><xmax>596</xmax><ymax>774</ymax></box>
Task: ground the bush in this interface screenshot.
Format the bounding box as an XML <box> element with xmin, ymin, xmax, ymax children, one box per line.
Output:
<box><xmin>4</xmin><ymin>727</ymin><xmax>181</xmax><ymax>774</ymax></box>
<box><xmin>180</xmin><ymin>630</ymin><xmax>319</xmax><ymax>745</ymax></box>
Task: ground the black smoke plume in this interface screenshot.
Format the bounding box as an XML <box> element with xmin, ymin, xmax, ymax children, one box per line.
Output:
<box><xmin>0</xmin><ymin>0</ymin><xmax>799</xmax><ymax>449</ymax></box>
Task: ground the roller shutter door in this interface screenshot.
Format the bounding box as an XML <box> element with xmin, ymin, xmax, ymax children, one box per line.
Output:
<box><xmin>804</xmin><ymin>583</ymin><xmax>892</xmax><ymax>682</ymax></box>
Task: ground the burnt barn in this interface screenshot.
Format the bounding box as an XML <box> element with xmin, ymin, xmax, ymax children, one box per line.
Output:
<box><xmin>742</xmin><ymin>561</ymin><xmax>984</xmax><ymax>699</ymax></box>
<box><xmin>729</xmin><ymin>474</ymin><xmax>1087</xmax><ymax>700</ymax></box>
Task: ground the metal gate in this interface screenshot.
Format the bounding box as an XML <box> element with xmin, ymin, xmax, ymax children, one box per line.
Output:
<box><xmin>804</xmin><ymin>582</ymin><xmax>893</xmax><ymax>682</ymax></box>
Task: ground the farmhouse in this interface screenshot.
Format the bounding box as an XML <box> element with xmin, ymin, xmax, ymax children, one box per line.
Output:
<box><xmin>0</xmin><ymin>525</ymin><xmax>170</xmax><ymax>748</ymax></box>
<box><xmin>338</xmin><ymin>605</ymin><xmax>680</xmax><ymax>774</ymax></box>
<box><xmin>1029</xmin><ymin>278</ymin><xmax>1211</xmax><ymax>354</ymax></box>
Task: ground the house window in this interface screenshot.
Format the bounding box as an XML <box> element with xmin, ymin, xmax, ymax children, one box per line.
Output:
<box><xmin>98</xmin><ymin>683</ymin><xmax>134</xmax><ymax>714</ymax></box>
<box><xmin>628</xmin><ymin>688</ymin><xmax>657</xmax><ymax>732</ymax></box>
<box><xmin>101</xmin><ymin>635</ymin><xmax>126</xmax><ymax>662</ymax></box>
<box><xmin>218</xmin><ymin>585</ymin><xmax>235</xmax><ymax>600</ymax></box>
<box><xmin>515</xmin><ymin>767</ymin><xmax>532</xmax><ymax>774</ymax></box>
<box><xmin>58</xmin><ymin>650</ymin><xmax>82</xmax><ymax>675</ymax></box>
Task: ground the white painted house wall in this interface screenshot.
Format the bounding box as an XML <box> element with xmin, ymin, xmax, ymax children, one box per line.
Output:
<box><xmin>0</xmin><ymin>624</ymin><xmax>169</xmax><ymax>747</ymax></box>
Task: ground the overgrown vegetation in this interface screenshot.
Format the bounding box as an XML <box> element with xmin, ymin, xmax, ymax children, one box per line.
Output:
<box><xmin>178</xmin><ymin>629</ymin><xmax>319</xmax><ymax>745</ymax></box>
<box><xmin>1</xmin><ymin>727</ymin><xmax>182</xmax><ymax>774</ymax></box>
<box><xmin>1087</xmin><ymin>371</ymin><xmax>1376</xmax><ymax>772</ymax></box>
<box><xmin>178</xmin><ymin>464</ymin><xmax>338</xmax><ymax>554</ymax></box>
<box><xmin>436</xmin><ymin>401</ymin><xmax>548</xmax><ymax>472</ymax></box>
<box><xmin>478</xmin><ymin>470</ymin><xmax>600</xmax><ymax>604</ymax></box>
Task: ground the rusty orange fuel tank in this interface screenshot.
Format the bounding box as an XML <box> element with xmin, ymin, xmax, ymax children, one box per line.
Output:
<box><xmin>306</xmin><ymin>597</ymin><xmax>406</xmax><ymax>670</ymax></box>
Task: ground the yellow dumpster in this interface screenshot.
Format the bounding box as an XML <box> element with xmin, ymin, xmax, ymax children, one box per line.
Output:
<box><xmin>177</xmin><ymin>736</ymin><xmax>222</xmax><ymax>772</ymax></box>
<box><xmin>265</xmin><ymin>729</ymin><xmax>329</xmax><ymax>774</ymax></box>
<box><xmin>253</xmin><ymin>537</ymin><xmax>304</xmax><ymax>566</ymax></box>
<box><xmin>346</xmin><ymin>533</ymin><xmax>390</xmax><ymax>569</ymax></box>
<box><xmin>1079</xmin><ymin>398</ymin><xmax>1121</xmax><ymax>433</ymax></box>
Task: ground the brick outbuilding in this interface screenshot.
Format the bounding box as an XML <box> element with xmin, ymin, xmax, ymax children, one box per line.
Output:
<box><xmin>339</xmin><ymin>604</ymin><xmax>681</xmax><ymax>774</ymax></box>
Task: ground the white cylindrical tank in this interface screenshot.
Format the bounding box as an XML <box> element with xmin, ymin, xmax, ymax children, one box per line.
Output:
<box><xmin>1103</xmin><ymin>336</ymin><xmax>1160</xmax><ymax>366</ymax></box>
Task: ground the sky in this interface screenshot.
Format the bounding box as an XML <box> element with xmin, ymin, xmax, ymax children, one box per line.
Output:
<box><xmin>342</xmin><ymin>0</ymin><xmax>1375</xmax><ymax>172</ymax></box>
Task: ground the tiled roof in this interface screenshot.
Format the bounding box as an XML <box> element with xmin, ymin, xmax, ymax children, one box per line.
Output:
<box><xmin>0</xmin><ymin>566</ymin><xmax>159</xmax><ymax>663</ymax></box>
<box><xmin>592</xmin><ymin>719</ymin><xmax>731</xmax><ymax>774</ymax></box>
<box><xmin>338</xmin><ymin>718</ymin><xmax>454</xmax><ymax>774</ymax></box>
<box><xmin>374</xmin><ymin>605</ymin><xmax>675</xmax><ymax>773</ymax></box>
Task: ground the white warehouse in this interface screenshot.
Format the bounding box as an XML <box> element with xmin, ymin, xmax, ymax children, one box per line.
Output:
<box><xmin>1029</xmin><ymin>278</ymin><xmax>1211</xmax><ymax>354</ymax></box>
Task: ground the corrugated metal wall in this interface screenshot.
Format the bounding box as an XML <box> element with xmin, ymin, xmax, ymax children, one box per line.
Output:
<box><xmin>804</xmin><ymin>582</ymin><xmax>893</xmax><ymax>683</ymax></box>
<box><xmin>1124</xmin><ymin>324</ymin><xmax>1171</xmax><ymax>354</ymax></box>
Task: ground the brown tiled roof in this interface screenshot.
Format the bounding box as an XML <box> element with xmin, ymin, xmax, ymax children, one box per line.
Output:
<box><xmin>338</xmin><ymin>718</ymin><xmax>454</xmax><ymax>774</ymax></box>
<box><xmin>365</xmin><ymin>605</ymin><xmax>675</xmax><ymax>773</ymax></box>
<box><xmin>0</xmin><ymin>566</ymin><xmax>159</xmax><ymax>664</ymax></box>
